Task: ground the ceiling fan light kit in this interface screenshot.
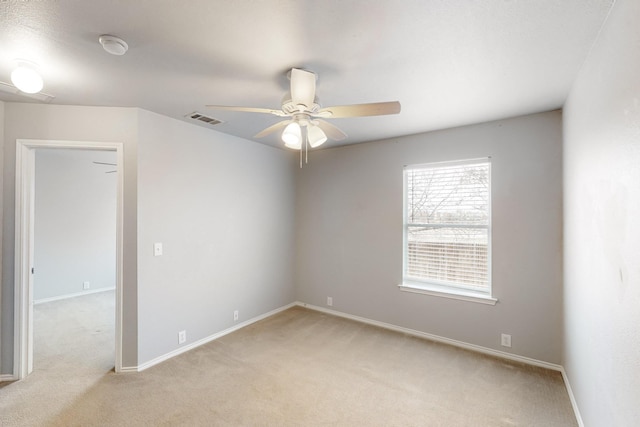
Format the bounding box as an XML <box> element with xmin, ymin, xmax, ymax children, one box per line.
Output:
<box><xmin>11</xmin><ymin>60</ymin><xmax>44</xmax><ymax>94</ymax></box>
<box><xmin>307</xmin><ymin>123</ymin><xmax>327</xmax><ymax>148</ymax></box>
<box><xmin>282</xmin><ymin>122</ymin><xmax>302</xmax><ymax>149</ymax></box>
<box><xmin>207</xmin><ymin>68</ymin><xmax>401</xmax><ymax>166</ymax></box>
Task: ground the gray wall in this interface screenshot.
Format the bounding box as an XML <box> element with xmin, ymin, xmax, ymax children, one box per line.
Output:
<box><xmin>34</xmin><ymin>149</ymin><xmax>117</xmax><ymax>301</ymax></box>
<box><xmin>136</xmin><ymin>109</ymin><xmax>296</xmax><ymax>364</ymax></box>
<box><xmin>295</xmin><ymin>111</ymin><xmax>564</xmax><ymax>363</ymax></box>
<box><xmin>1</xmin><ymin>104</ymin><xmax>140</xmax><ymax>372</ymax></box>
<box><xmin>1</xmin><ymin>104</ymin><xmax>298</xmax><ymax>373</ymax></box>
<box><xmin>0</xmin><ymin>101</ymin><xmax>4</xmax><ymax>370</ymax></box>
<box><xmin>563</xmin><ymin>0</ymin><xmax>640</xmax><ymax>424</ymax></box>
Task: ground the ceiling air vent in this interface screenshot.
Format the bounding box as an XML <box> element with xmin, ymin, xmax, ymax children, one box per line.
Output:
<box><xmin>186</xmin><ymin>111</ymin><xmax>224</xmax><ymax>126</ymax></box>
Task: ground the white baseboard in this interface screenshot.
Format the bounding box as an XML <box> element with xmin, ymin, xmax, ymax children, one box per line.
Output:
<box><xmin>297</xmin><ymin>302</ymin><xmax>563</xmax><ymax>372</ymax></box>
<box><xmin>132</xmin><ymin>302</ymin><xmax>298</xmax><ymax>373</ymax></box>
<box><xmin>560</xmin><ymin>367</ymin><xmax>584</xmax><ymax>427</ymax></box>
<box><xmin>34</xmin><ymin>287</ymin><xmax>116</xmax><ymax>305</ymax></box>
<box><xmin>0</xmin><ymin>374</ymin><xmax>17</xmax><ymax>382</ymax></box>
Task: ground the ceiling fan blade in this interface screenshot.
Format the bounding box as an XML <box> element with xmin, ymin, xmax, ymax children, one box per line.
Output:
<box><xmin>206</xmin><ymin>105</ymin><xmax>287</xmax><ymax>117</ymax></box>
<box><xmin>290</xmin><ymin>68</ymin><xmax>316</xmax><ymax>108</ymax></box>
<box><xmin>315</xmin><ymin>119</ymin><xmax>347</xmax><ymax>141</ymax></box>
<box><xmin>316</xmin><ymin>101</ymin><xmax>401</xmax><ymax>118</ymax></box>
<box><xmin>254</xmin><ymin>120</ymin><xmax>291</xmax><ymax>138</ymax></box>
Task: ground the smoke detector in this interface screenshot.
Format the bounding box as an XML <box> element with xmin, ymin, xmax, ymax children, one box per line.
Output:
<box><xmin>99</xmin><ymin>35</ymin><xmax>128</xmax><ymax>56</ymax></box>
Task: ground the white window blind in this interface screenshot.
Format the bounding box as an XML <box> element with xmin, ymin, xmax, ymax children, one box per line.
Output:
<box><xmin>403</xmin><ymin>159</ymin><xmax>491</xmax><ymax>293</ymax></box>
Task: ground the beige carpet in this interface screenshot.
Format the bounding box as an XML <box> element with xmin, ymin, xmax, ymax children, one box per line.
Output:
<box><xmin>1</xmin><ymin>291</ymin><xmax>577</xmax><ymax>426</ymax></box>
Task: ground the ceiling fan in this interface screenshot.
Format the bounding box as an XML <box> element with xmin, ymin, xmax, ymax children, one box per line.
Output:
<box><xmin>93</xmin><ymin>161</ymin><xmax>117</xmax><ymax>173</ymax></box>
<box><xmin>207</xmin><ymin>68</ymin><xmax>401</xmax><ymax>152</ymax></box>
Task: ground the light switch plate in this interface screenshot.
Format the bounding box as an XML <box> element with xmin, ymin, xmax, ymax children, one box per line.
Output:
<box><xmin>154</xmin><ymin>242</ymin><xmax>163</xmax><ymax>256</ymax></box>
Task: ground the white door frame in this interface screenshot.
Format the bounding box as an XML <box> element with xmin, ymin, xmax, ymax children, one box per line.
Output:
<box><xmin>14</xmin><ymin>139</ymin><xmax>124</xmax><ymax>379</ymax></box>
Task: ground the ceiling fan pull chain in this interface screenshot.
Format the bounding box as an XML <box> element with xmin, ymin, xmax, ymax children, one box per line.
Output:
<box><xmin>299</xmin><ymin>145</ymin><xmax>303</xmax><ymax>168</ymax></box>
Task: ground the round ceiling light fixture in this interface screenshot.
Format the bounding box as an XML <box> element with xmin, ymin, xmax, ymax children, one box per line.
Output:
<box><xmin>11</xmin><ymin>60</ymin><xmax>44</xmax><ymax>94</ymax></box>
<box><xmin>99</xmin><ymin>35</ymin><xmax>128</xmax><ymax>55</ymax></box>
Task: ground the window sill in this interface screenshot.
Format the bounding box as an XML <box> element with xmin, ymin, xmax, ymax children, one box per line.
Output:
<box><xmin>398</xmin><ymin>283</ymin><xmax>498</xmax><ymax>305</ymax></box>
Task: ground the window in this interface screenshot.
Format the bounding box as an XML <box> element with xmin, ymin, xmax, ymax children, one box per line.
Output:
<box><xmin>401</xmin><ymin>159</ymin><xmax>493</xmax><ymax>303</ymax></box>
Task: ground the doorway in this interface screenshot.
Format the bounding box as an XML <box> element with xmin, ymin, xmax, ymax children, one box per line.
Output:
<box><xmin>14</xmin><ymin>139</ymin><xmax>124</xmax><ymax>379</ymax></box>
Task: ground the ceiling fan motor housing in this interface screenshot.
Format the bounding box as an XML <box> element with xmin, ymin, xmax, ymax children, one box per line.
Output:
<box><xmin>281</xmin><ymin>94</ymin><xmax>321</xmax><ymax>115</ymax></box>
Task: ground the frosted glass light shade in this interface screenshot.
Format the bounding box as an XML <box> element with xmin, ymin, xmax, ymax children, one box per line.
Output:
<box><xmin>11</xmin><ymin>64</ymin><xmax>43</xmax><ymax>94</ymax></box>
<box><xmin>307</xmin><ymin>125</ymin><xmax>327</xmax><ymax>148</ymax></box>
<box><xmin>282</xmin><ymin>122</ymin><xmax>302</xmax><ymax>149</ymax></box>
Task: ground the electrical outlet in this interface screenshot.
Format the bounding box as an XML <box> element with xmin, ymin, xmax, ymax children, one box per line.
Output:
<box><xmin>327</xmin><ymin>296</ymin><xmax>333</xmax><ymax>306</ymax></box>
<box><xmin>233</xmin><ymin>310</ymin><xmax>239</xmax><ymax>321</ymax></box>
<box><xmin>178</xmin><ymin>330</ymin><xmax>186</xmax><ymax>344</ymax></box>
<box><xmin>501</xmin><ymin>333</ymin><xmax>512</xmax><ymax>348</ymax></box>
<box><xmin>83</xmin><ymin>281</ymin><xmax>90</xmax><ymax>290</ymax></box>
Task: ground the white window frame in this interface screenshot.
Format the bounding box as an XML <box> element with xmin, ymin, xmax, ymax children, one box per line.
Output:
<box><xmin>399</xmin><ymin>158</ymin><xmax>496</xmax><ymax>305</ymax></box>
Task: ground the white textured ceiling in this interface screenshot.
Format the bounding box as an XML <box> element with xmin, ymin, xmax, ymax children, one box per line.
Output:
<box><xmin>0</xmin><ymin>0</ymin><xmax>613</xmax><ymax>148</ymax></box>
